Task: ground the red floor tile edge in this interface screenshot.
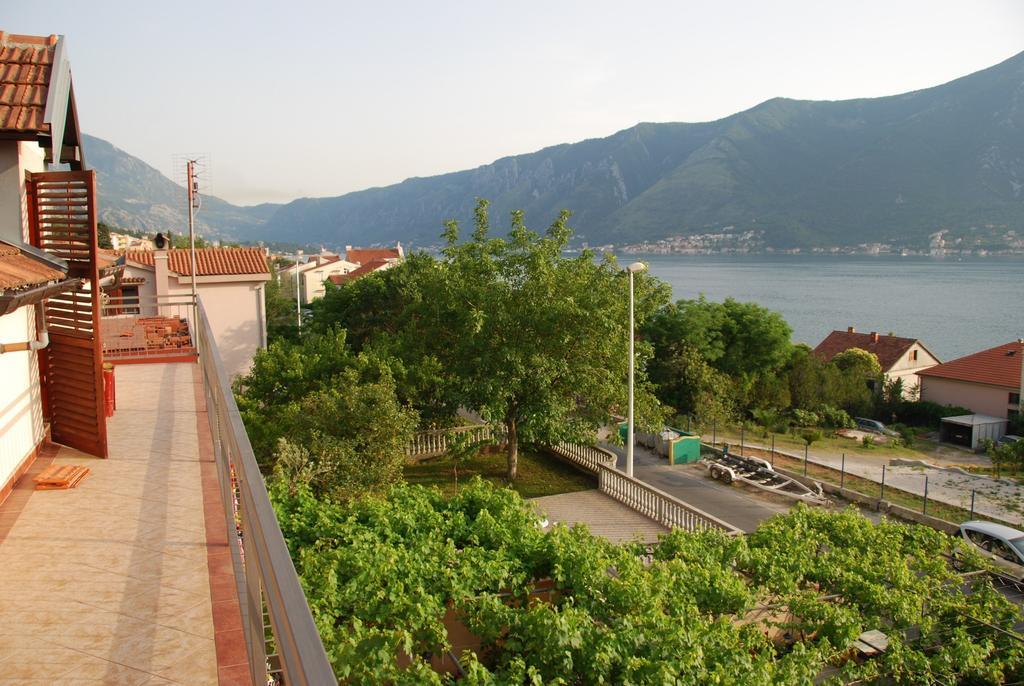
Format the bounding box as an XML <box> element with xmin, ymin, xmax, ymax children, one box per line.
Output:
<box><xmin>193</xmin><ymin>363</ymin><xmax>254</xmax><ymax>682</ymax></box>
<box><xmin>0</xmin><ymin>441</ymin><xmax>59</xmax><ymax>545</ymax></box>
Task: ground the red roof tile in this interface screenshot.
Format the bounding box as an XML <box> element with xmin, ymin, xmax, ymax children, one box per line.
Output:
<box><xmin>0</xmin><ymin>243</ymin><xmax>64</xmax><ymax>290</ymax></box>
<box><xmin>127</xmin><ymin>248</ymin><xmax>269</xmax><ymax>276</ymax></box>
<box><xmin>0</xmin><ymin>32</ymin><xmax>57</xmax><ymax>133</ymax></box>
<box><xmin>813</xmin><ymin>330</ymin><xmax>922</xmax><ymax>371</ymax></box>
<box><xmin>327</xmin><ymin>259</ymin><xmax>391</xmax><ymax>285</ymax></box>
<box><xmin>345</xmin><ymin>247</ymin><xmax>401</xmax><ymax>265</ymax></box>
<box><xmin>918</xmin><ymin>341</ymin><xmax>1023</xmax><ymax>389</ymax></box>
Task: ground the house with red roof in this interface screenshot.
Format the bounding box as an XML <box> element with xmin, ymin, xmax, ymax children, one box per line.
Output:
<box><xmin>813</xmin><ymin>327</ymin><xmax>941</xmax><ymax>398</ymax></box>
<box><xmin>919</xmin><ymin>341</ymin><xmax>1024</xmax><ymax>422</ymax></box>
<box><xmin>278</xmin><ymin>252</ymin><xmax>360</xmax><ymax>304</ymax></box>
<box><xmin>123</xmin><ymin>243</ymin><xmax>271</xmax><ymax>378</ymax></box>
<box><xmin>0</xmin><ymin>31</ymin><xmax>103</xmax><ymax>495</ymax></box>
<box><xmin>326</xmin><ymin>243</ymin><xmax>404</xmax><ymax>287</ymax></box>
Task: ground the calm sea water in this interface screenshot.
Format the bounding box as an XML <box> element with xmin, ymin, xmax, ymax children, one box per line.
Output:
<box><xmin>623</xmin><ymin>254</ymin><xmax>1024</xmax><ymax>361</ymax></box>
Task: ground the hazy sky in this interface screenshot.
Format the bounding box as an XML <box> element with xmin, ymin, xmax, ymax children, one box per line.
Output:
<box><xmin>8</xmin><ymin>1</ymin><xmax>1024</xmax><ymax>206</ymax></box>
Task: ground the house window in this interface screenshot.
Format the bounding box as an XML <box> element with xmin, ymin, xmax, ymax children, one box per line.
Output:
<box><xmin>122</xmin><ymin>285</ymin><xmax>140</xmax><ymax>314</ymax></box>
<box><xmin>1011</xmin><ymin>392</ymin><xmax>1021</xmax><ymax>406</ymax></box>
<box><xmin>909</xmin><ymin>350</ymin><xmax>918</xmax><ymax>362</ymax></box>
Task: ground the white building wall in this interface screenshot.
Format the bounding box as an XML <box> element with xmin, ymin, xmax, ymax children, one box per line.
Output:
<box><xmin>884</xmin><ymin>343</ymin><xmax>940</xmax><ymax>399</ymax></box>
<box><xmin>0</xmin><ymin>141</ymin><xmax>45</xmax><ymax>244</ymax></box>
<box><xmin>0</xmin><ymin>306</ymin><xmax>45</xmax><ymax>496</ymax></box>
<box><xmin>0</xmin><ymin>142</ymin><xmax>48</xmax><ymax>496</ymax></box>
<box><xmin>301</xmin><ymin>260</ymin><xmax>357</xmax><ymax>303</ymax></box>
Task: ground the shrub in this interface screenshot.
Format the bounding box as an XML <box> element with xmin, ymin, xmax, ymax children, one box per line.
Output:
<box><xmin>861</xmin><ymin>435</ymin><xmax>875</xmax><ymax>449</ymax></box>
<box><xmin>891</xmin><ymin>422</ymin><xmax>916</xmax><ymax>448</ymax></box>
<box><xmin>894</xmin><ymin>401</ymin><xmax>973</xmax><ymax>429</ymax></box>
<box><xmin>791</xmin><ymin>408</ymin><xmax>820</xmax><ymax>427</ymax></box>
<box><xmin>801</xmin><ymin>429</ymin><xmax>823</xmax><ymax>447</ymax></box>
<box><xmin>818</xmin><ymin>405</ymin><xmax>855</xmax><ymax>429</ymax></box>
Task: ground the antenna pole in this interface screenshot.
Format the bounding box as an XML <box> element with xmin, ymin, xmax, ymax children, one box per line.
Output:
<box><xmin>186</xmin><ymin>160</ymin><xmax>199</xmax><ymax>305</ymax></box>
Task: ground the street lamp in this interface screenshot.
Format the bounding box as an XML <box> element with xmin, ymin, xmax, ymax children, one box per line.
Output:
<box><xmin>626</xmin><ymin>261</ymin><xmax>646</xmax><ymax>478</ymax></box>
<box><xmin>295</xmin><ymin>249</ymin><xmax>304</xmax><ymax>331</ymax></box>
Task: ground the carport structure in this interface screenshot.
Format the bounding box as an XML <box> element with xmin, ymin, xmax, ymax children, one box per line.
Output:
<box><xmin>940</xmin><ymin>414</ymin><xmax>1008</xmax><ymax>450</ymax></box>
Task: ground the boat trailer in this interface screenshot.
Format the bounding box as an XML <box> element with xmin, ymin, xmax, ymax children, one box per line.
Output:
<box><xmin>701</xmin><ymin>447</ymin><xmax>829</xmax><ymax>505</ymax></box>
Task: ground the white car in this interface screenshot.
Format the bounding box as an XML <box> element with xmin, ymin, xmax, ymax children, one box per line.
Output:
<box><xmin>959</xmin><ymin>520</ymin><xmax>1024</xmax><ymax>580</ymax></box>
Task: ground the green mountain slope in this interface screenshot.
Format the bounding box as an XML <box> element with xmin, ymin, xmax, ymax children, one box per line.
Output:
<box><xmin>255</xmin><ymin>49</ymin><xmax>1024</xmax><ymax>249</ymax></box>
<box><xmin>85</xmin><ymin>50</ymin><xmax>1024</xmax><ymax>249</ymax></box>
<box><xmin>82</xmin><ymin>134</ymin><xmax>277</xmax><ymax>239</ymax></box>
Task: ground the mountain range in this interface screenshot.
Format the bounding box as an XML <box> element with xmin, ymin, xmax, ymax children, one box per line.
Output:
<box><xmin>85</xmin><ymin>50</ymin><xmax>1024</xmax><ymax>250</ymax></box>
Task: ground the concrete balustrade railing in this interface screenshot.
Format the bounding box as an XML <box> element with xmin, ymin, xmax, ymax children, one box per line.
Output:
<box><xmin>404</xmin><ymin>424</ymin><xmax>502</xmax><ymax>459</ymax></box>
<box><xmin>547</xmin><ymin>442</ymin><xmax>741</xmax><ymax>535</ymax></box>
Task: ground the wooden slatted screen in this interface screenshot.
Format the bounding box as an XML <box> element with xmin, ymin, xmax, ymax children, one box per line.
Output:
<box><xmin>26</xmin><ymin>170</ymin><xmax>108</xmax><ymax>458</ymax></box>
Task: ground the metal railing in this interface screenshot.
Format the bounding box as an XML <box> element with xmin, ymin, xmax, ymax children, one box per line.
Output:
<box><xmin>196</xmin><ymin>300</ymin><xmax>336</xmax><ymax>685</ymax></box>
<box><xmin>547</xmin><ymin>443</ymin><xmax>742</xmax><ymax>535</ymax></box>
<box><xmin>404</xmin><ymin>424</ymin><xmax>502</xmax><ymax>459</ymax></box>
<box><xmin>101</xmin><ymin>294</ymin><xmax>198</xmax><ymax>361</ymax></box>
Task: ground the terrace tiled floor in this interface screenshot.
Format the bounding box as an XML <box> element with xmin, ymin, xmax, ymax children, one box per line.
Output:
<box><xmin>0</xmin><ymin>363</ymin><xmax>244</xmax><ymax>685</ymax></box>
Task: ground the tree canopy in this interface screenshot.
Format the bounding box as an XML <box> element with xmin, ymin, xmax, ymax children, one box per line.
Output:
<box><xmin>309</xmin><ymin>199</ymin><xmax>670</xmax><ymax>479</ymax></box>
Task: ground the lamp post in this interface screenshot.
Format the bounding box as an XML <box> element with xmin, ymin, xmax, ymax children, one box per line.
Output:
<box><xmin>295</xmin><ymin>249</ymin><xmax>303</xmax><ymax>332</ymax></box>
<box><xmin>626</xmin><ymin>262</ymin><xmax>646</xmax><ymax>478</ymax></box>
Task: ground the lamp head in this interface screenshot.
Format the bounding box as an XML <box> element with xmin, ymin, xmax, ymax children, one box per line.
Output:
<box><xmin>626</xmin><ymin>262</ymin><xmax>647</xmax><ymax>274</ymax></box>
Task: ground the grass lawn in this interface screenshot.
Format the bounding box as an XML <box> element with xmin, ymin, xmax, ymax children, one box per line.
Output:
<box><xmin>403</xmin><ymin>448</ymin><xmax>597</xmax><ymax>499</ymax></box>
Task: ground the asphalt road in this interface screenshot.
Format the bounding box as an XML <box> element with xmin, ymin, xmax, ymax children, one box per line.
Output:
<box><xmin>602</xmin><ymin>443</ymin><xmax>791</xmax><ymax>533</ymax></box>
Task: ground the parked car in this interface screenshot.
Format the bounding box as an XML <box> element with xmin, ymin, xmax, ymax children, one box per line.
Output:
<box><xmin>998</xmin><ymin>434</ymin><xmax>1022</xmax><ymax>447</ymax></box>
<box><xmin>854</xmin><ymin>417</ymin><xmax>899</xmax><ymax>437</ymax></box>
<box><xmin>958</xmin><ymin>520</ymin><xmax>1024</xmax><ymax>580</ymax></box>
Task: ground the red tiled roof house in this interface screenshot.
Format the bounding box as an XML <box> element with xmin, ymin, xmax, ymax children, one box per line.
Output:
<box><xmin>918</xmin><ymin>341</ymin><xmax>1024</xmax><ymax>422</ymax></box>
<box><xmin>124</xmin><ymin>245</ymin><xmax>270</xmax><ymax>378</ymax></box>
<box><xmin>0</xmin><ymin>31</ymin><xmax>94</xmax><ymax>498</ymax></box>
<box><xmin>813</xmin><ymin>327</ymin><xmax>941</xmax><ymax>398</ymax></box>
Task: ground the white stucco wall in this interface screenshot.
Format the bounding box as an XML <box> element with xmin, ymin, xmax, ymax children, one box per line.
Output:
<box><xmin>921</xmin><ymin>377</ymin><xmax>1017</xmax><ymax>419</ymax></box>
<box><xmin>0</xmin><ymin>141</ymin><xmax>45</xmax><ymax>245</ymax></box>
<box><xmin>119</xmin><ymin>261</ymin><xmax>267</xmax><ymax>379</ymax></box>
<box><xmin>301</xmin><ymin>260</ymin><xmax>357</xmax><ymax>303</ymax></box>
<box><xmin>883</xmin><ymin>343</ymin><xmax>940</xmax><ymax>399</ymax></box>
<box><xmin>0</xmin><ymin>306</ymin><xmax>45</xmax><ymax>494</ymax></box>
<box><xmin>0</xmin><ymin>142</ymin><xmax>48</xmax><ymax>495</ymax></box>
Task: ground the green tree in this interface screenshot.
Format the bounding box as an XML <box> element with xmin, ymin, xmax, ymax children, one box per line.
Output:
<box><xmin>648</xmin><ymin>343</ymin><xmax>735</xmax><ymax>423</ymax></box>
<box><xmin>264</xmin><ymin>272</ymin><xmax>300</xmax><ymax>343</ymax></box>
<box><xmin>97</xmin><ymin>221</ymin><xmax>113</xmax><ymax>249</ymax></box>
<box><xmin>235</xmin><ymin>328</ymin><xmax>418</xmax><ymax>499</ymax></box>
<box><xmin>643</xmin><ymin>296</ymin><xmax>792</xmax><ymax>413</ymax></box>
<box><xmin>828</xmin><ymin>348</ymin><xmax>882</xmax><ymax>416</ymax></box>
<box><xmin>425</xmin><ymin>200</ymin><xmax>669</xmax><ymax>479</ymax></box>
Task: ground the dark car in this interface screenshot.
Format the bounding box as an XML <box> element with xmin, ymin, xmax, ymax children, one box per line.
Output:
<box><xmin>854</xmin><ymin>417</ymin><xmax>899</xmax><ymax>437</ymax></box>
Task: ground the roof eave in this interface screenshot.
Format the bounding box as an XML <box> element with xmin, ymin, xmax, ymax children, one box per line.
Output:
<box><xmin>0</xmin><ymin>277</ymin><xmax>81</xmax><ymax>316</ymax></box>
<box><xmin>41</xmin><ymin>34</ymin><xmax>71</xmax><ymax>167</ymax></box>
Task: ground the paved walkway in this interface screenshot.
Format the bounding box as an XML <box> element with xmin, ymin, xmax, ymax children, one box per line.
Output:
<box><xmin>602</xmin><ymin>444</ymin><xmax>791</xmax><ymax>533</ymax></box>
<box><xmin>530</xmin><ymin>490</ymin><xmax>668</xmax><ymax>543</ymax></box>
<box><xmin>0</xmin><ymin>363</ymin><xmax>243</xmax><ymax>685</ymax></box>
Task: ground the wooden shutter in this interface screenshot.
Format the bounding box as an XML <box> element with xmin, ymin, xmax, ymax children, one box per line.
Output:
<box><xmin>26</xmin><ymin>171</ymin><xmax>108</xmax><ymax>458</ymax></box>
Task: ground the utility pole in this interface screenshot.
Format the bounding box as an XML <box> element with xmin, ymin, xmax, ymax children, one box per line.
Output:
<box><xmin>185</xmin><ymin>160</ymin><xmax>200</xmax><ymax>305</ymax></box>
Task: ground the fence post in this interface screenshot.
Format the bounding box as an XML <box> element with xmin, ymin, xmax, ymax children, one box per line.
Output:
<box><xmin>880</xmin><ymin>465</ymin><xmax>886</xmax><ymax>501</ymax></box>
<box><xmin>712</xmin><ymin>420</ymin><xmax>717</xmax><ymax>446</ymax></box>
<box><xmin>970</xmin><ymin>490</ymin><xmax>976</xmax><ymax>519</ymax></box>
<box><xmin>840</xmin><ymin>453</ymin><xmax>845</xmax><ymax>489</ymax></box>
<box><xmin>687</xmin><ymin>414</ymin><xmax>691</xmax><ymax>432</ymax></box>
<box><xmin>740</xmin><ymin>426</ymin><xmax>745</xmax><ymax>456</ymax></box>
<box><xmin>923</xmin><ymin>475</ymin><xmax>929</xmax><ymax>515</ymax></box>
<box><xmin>803</xmin><ymin>444</ymin><xmax>808</xmax><ymax>476</ymax></box>
<box><xmin>771</xmin><ymin>434</ymin><xmax>775</xmax><ymax>467</ymax></box>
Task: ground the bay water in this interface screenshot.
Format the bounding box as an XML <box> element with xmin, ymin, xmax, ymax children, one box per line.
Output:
<box><xmin>628</xmin><ymin>254</ymin><xmax>1024</xmax><ymax>361</ymax></box>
